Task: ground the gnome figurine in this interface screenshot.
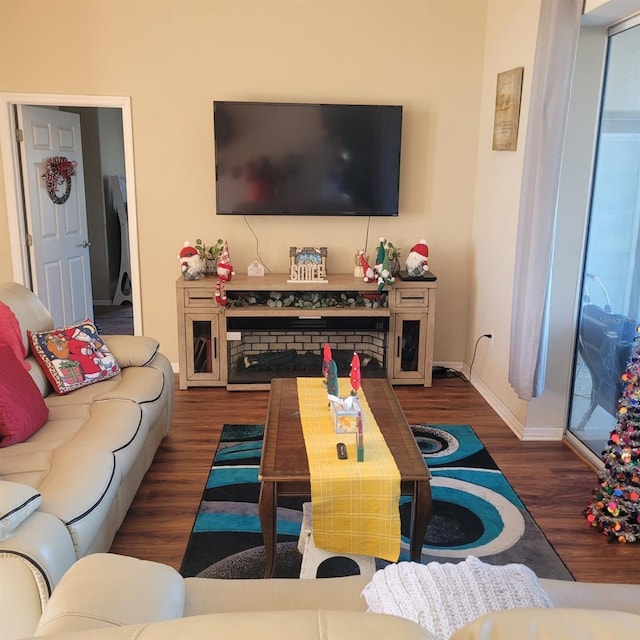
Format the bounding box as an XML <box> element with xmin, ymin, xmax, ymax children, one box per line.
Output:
<box><xmin>373</xmin><ymin>237</ymin><xmax>394</xmax><ymax>291</ymax></box>
<box><xmin>178</xmin><ymin>242</ymin><xmax>203</xmax><ymax>280</ymax></box>
<box><xmin>359</xmin><ymin>251</ymin><xmax>375</xmax><ymax>283</ymax></box>
<box><xmin>215</xmin><ymin>241</ymin><xmax>234</xmax><ymax>306</ymax></box>
<box><xmin>405</xmin><ymin>239</ymin><xmax>429</xmax><ymax>278</ymax></box>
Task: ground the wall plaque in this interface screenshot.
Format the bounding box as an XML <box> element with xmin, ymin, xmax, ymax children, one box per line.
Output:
<box><xmin>492</xmin><ymin>66</ymin><xmax>524</xmax><ymax>151</ymax></box>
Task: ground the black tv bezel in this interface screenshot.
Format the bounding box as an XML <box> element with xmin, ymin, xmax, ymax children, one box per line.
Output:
<box><xmin>213</xmin><ymin>100</ymin><xmax>403</xmax><ymax>217</ymax></box>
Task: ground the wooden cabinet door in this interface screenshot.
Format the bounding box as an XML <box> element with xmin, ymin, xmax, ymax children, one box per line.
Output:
<box><xmin>390</xmin><ymin>311</ymin><xmax>428</xmax><ymax>383</ymax></box>
<box><xmin>184</xmin><ymin>312</ymin><xmax>222</xmax><ymax>385</ymax></box>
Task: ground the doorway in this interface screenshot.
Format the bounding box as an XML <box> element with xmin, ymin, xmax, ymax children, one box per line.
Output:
<box><xmin>0</xmin><ymin>93</ymin><xmax>141</xmax><ymax>334</ymax></box>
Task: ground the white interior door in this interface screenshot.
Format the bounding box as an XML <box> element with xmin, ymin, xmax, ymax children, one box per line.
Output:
<box><xmin>17</xmin><ymin>105</ymin><xmax>93</xmax><ymax>327</ymax></box>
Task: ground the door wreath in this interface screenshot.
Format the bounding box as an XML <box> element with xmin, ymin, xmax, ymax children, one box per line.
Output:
<box><xmin>42</xmin><ymin>156</ymin><xmax>77</xmax><ymax>205</ymax></box>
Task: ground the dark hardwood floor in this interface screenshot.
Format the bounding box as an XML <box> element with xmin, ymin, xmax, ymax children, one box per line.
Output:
<box><xmin>110</xmin><ymin>375</ymin><xmax>640</xmax><ymax>584</ymax></box>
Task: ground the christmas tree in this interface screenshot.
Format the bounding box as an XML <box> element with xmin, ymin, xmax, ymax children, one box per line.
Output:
<box><xmin>585</xmin><ymin>329</ymin><xmax>640</xmax><ymax>542</ymax></box>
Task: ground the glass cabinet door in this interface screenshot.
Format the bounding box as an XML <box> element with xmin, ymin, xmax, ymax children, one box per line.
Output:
<box><xmin>392</xmin><ymin>312</ymin><xmax>427</xmax><ymax>381</ymax></box>
<box><xmin>185</xmin><ymin>312</ymin><xmax>220</xmax><ymax>382</ymax></box>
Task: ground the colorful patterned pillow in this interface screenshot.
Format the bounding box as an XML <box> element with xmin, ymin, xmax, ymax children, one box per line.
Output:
<box><xmin>28</xmin><ymin>320</ymin><xmax>121</xmax><ymax>395</ymax></box>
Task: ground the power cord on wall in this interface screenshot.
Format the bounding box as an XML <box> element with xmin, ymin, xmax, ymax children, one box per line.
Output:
<box><xmin>468</xmin><ymin>333</ymin><xmax>492</xmax><ymax>382</ymax></box>
<box><xmin>243</xmin><ymin>215</ymin><xmax>271</xmax><ymax>273</ymax></box>
<box><xmin>243</xmin><ymin>215</ymin><xmax>373</xmax><ymax>272</ymax></box>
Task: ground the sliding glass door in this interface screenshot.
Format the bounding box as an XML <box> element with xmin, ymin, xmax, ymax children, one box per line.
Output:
<box><xmin>567</xmin><ymin>20</ymin><xmax>640</xmax><ymax>455</ymax></box>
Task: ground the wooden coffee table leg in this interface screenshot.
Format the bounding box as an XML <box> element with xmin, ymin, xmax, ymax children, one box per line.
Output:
<box><xmin>258</xmin><ymin>481</ymin><xmax>277</xmax><ymax>578</ymax></box>
<box><xmin>410</xmin><ymin>479</ymin><xmax>433</xmax><ymax>562</ymax></box>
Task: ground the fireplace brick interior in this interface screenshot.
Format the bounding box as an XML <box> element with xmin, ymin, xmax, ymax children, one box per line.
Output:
<box><xmin>227</xmin><ymin>317</ymin><xmax>388</xmax><ymax>384</ymax></box>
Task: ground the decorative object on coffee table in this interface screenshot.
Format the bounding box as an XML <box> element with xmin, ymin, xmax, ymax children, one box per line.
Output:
<box><xmin>322</xmin><ymin>343</ymin><xmax>332</xmax><ymax>384</ymax></box>
<box><xmin>350</xmin><ymin>352</ymin><xmax>361</xmax><ymax>395</ymax></box>
<box><xmin>288</xmin><ymin>247</ymin><xmax>328</xmax><ymax>283</ymax></box>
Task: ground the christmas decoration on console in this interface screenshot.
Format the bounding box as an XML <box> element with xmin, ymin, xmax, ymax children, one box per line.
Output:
<box><xmin>358</xmin><ymin>251</ymin><xmax>375</xmax><ymax>283</ymax></box>
<box><xmin>585</xmin><ymin>327</ymin><xmax>640</xmax><ymax>542</ymax></box>
<box><xmin>178</xmin><ymin>242</ymin><xmax>204</xmax><ymax>280</ymax></box>
<box><xmin>215</xmin><ymin>241</ymin><xmax>234</xmax><ymax>306</ymax></box>
<box><xmin>373</xmin><ymin>238</ymin><xmax>395</xmax><ymax>291</ymax></box>
<box><xmin>405</xmin><ymin>239</ymin><xmax>430</xmax><ymax>277</ymax></box>
<box><xmin>42</xmin><ymin>157</ymin><xmax>77</xmax><ymax>205</ymax></box>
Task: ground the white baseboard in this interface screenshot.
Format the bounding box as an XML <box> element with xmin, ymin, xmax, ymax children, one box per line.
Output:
<box><xmin>437</xmin><ymin>360</ymin><xmax>526</xmax><ymax>440</ymax></box>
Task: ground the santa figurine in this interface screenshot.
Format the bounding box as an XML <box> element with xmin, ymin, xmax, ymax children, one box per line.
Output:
<box><xmin>215</xmin><ymin>241</ymin><xmax>234</xmax><ymax>306</ymax></box>
<box><xmin>178</xmin><ymin>242</ymin><xmax>203</xmax><ymax>280</ymax></box>
<box><xmin>405</xmin><ymin>239</ymin><xmax>429</xmax><ymax>278</ymax></box>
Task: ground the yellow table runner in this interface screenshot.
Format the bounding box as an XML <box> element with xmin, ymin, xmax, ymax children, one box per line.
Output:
<box><xmin>297</xmin><ymin>377</ymin><xmax>401</xmax><ymax>562</ymax></box>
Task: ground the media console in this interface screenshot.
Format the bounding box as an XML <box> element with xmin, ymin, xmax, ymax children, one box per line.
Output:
<box><xmin>176</xmin><ymin>273</ymin><xmax>436</xmax><ymax>390</ymax></box>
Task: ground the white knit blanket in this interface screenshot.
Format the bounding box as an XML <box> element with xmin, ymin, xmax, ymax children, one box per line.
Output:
<box><xmin>361</xmin><ymin>556</ymin><xmax>552</xmax><ymax>639</ymax></box>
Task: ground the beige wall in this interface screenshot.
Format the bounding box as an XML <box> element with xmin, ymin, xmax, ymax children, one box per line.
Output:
<box><xmin>468</xmin><ymin>0</ymin><xmax>541</xmax><ymax>431</ymax></box>
<box><xmin>0</xmin><ymin>0</ymin><xmax>488</xmax><ymax>371</ymax></box>
<box><xmin>8</xmin><ymin>0</ymin><xmax>600</xmax><ymax>438</ymax></box>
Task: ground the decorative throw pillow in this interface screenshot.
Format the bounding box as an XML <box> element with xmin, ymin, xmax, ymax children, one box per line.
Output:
<box><xmin>28</xmin><ymin>320</ymin><xmax>121</xmax><ymax>395</ymax></box>
<box><xmin>0</xmin><ymin>345</ymin><xmax>49</xmax><ymax>447</ymax></box>
<box><xmin>0</xmin><ymin>300</ymin><xmax>29</xmax><ymax>370</ymax></box>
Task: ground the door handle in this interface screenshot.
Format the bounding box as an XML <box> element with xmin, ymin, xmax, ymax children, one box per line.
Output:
<box><xmin>77</xmin><ymin>240</ymin><xmax>91</xmax><ymax>248</ymax></box>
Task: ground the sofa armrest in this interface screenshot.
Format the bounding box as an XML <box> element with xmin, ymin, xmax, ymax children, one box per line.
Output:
<box><xmin>100</xmin><ymin>336</ymin><xmax>159</xmax><ymax>368</ymax></box>
<box><xmin>35</xmin><ymin>553</ymin><xmax>186</xmax><ymax>636</ymax></box>
<box><xmin>0</xmin><ymin>480</ymin><xmax>41</xmax><ymax>539</ymax></box>
<box><xmin>0</xmin><ymin>511</ymin><xmax>76</xmax><ymax>591</ymax></box>
<box><xmin>0</xmin><ymin>555</ymin><xmax>49</xmax><ymax>640</ymax></box>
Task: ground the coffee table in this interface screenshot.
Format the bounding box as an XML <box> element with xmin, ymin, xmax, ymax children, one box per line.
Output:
<box><xmin>258</xmin><ymin>377</ymin><xmax>432</xmax><ymax>578</ymax></box>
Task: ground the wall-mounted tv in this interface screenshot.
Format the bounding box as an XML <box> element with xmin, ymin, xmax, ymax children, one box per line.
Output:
<box><xmin>213</xmin><ymin>101</ymin><xmax>402</xmax><ymax>216</ymax></box>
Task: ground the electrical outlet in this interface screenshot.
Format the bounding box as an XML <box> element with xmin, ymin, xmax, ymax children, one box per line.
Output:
<box><xmin>488</xmin><ymin>331</ymin><xmax>494</xmax><ymax>347</ymax></box>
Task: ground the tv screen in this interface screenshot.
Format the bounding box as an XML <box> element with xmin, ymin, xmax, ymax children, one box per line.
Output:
<box><xmin>213</xmin><ymin>101</ymin><xmax>402</xmax><ymax>216</ymax></box>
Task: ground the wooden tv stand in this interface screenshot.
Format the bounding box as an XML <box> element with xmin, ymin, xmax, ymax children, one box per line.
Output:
<box><xmin>176</xmin><ymin>273</ymin><xmax>436</xmax><ymax>390</ymax></box>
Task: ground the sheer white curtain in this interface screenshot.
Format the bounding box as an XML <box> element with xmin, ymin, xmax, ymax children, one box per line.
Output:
<box><xmin>508</xmin><ymin>0</ymin><xmax>583</xmax><ymax>401</ymax></box>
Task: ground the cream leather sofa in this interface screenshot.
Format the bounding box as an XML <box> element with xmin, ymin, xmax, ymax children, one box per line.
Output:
<box><xmin>4</xmin><ymin>552</ymin><xmax>640</xmax><ymax>640</ymax></box>
<box><xmin>0</xmin><ymin>283</ymin><xmax>174</xmax><ymax>594</ymax></box>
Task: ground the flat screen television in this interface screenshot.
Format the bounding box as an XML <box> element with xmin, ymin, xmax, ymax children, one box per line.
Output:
<box><xmin>213</xmin><ymin>101</ymin><xmax>402</xmax><ymax>216</ymax></box>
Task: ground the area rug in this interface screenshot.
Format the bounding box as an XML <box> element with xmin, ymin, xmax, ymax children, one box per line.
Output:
<box><xmin>180</xmin><ymin>424</ymin><xmax>573</xmax><ymax>581</ymax></box>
